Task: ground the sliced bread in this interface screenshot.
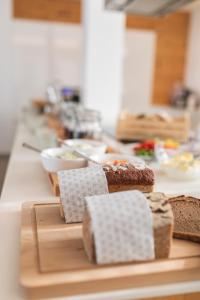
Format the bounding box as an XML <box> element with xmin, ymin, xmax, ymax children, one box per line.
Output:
<box><xmin>169</xmin><ymin>195</ymin><xmax>200</xmax><ymax>243</ymax></box>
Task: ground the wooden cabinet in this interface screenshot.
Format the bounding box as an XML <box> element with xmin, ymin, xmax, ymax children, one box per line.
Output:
<box><xmin>142</xmin><ymin>293</ymin><xmax>200</xmax><ymax>300</ymax></box>
<box><xmin>126</xmin><ymin>13</ymin><xmax>190</xmax><ymax>105</ymax></box>
<box><xmin>13</xmin><ymin>0</ymin><xmax>81</xmax><ymax>24</ymax></box>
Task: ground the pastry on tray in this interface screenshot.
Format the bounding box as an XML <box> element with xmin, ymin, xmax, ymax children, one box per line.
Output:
<box><xmin>83</xmin><ymin>192</ymin><xmax>173</xmax><ymax>264</ymax></box>
<box><xmin>103</xmin><ymin>160</ymin><xmax>154</xmax><ymax>193</ymax></box>
<box><xmin>169</xmin><ymin>195</ymin><xmax>200</xmax><ymax>243</ymax></box>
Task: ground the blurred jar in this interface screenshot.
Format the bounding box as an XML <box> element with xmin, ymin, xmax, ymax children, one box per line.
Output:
<box><xmin>73</xmin><ymin>108</ymin><xmax>102</xmax><ymax>140</ymax></box>
<box><xmin>61</xmin><ymin>87</ymin><xmax>74</xmax><ymax>102</ymax></box>
<box><xmin>60</xmin><ymin>105</ymin><xmax>102</xmax><ymax>140</ymax></box>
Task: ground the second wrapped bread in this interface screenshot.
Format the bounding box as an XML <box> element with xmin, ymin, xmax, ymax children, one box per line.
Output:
<box><xmin>83</xmin><ymin>191</ymin><xmax>173</xmax><ymax>264</ymax></box>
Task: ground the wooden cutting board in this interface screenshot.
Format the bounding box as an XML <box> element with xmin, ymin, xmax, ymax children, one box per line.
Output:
<box><xmin>20</xmin><ymin>201</ymin><xmax>200</xmax><ymax>299</ymax></box>
<box><xmin>48</xmin><ymin>173</ymin><xmax>60</xmax><ymax>196</ymax></box>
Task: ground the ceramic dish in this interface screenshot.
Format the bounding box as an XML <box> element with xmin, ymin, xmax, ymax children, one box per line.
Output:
<box><xmin>93</xmin><ymin>153</ymin><xmax>145</xmax><ymax>167</ymax></box>
<box><xmin>63</xmin><ymin>139</ymin><xmax>107</xmax><ymax>157</ymax></box>
<box><xmin>161</xmin><ymin>152</ymin><xmax>200</xmax><ymax>181</ymax></box>
<box><xmin>40</xmin><ymin>147</ymin><xmax>87</xmax><ymax>172</ymax></box>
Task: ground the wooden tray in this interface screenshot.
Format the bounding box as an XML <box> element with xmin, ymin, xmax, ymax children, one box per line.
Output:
<box><xmin>116</xmin><ymin>113</ymin><xmax>190</xmax><ymax>142</ymax></box>
<box><xmin>48</xmin><ymin>173</ymin><xmax>60</xmax><ymax>196</ymax></box>
<box><xmin>20</xmin><ymin>201</ymin><xmax>200</xmax><ymax>299</ymax></box>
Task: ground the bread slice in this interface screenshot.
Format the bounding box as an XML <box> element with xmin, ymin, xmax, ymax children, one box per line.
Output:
<box><xmin>169</xmin><ymin>195</ymin><xmax>200</xmax><ymax>243</ymax></box>
<box><xmin>83</xmin><ymin>192</ymin><xmax>173</xmax><ymax>262</ymax></box>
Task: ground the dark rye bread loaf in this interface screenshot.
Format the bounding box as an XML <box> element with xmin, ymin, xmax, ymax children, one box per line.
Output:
<box><xmin>169</xmin><ymin>195</ymin><xmax>200</xmax><ymax>243</ymax></box>
<box><xmin>103</xmin><ymin>163</ymin><xmax>154</xmax><ymax>193</ymax></box>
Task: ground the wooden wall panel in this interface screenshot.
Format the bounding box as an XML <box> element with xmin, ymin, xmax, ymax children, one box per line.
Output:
<box><xmin>13</xmin><ymin>0</ymin><xmax>81</xmax><ymax>24</ymax></box>
<box><xmin>140</xmin><ymin>292</ymin><xmax>200</xmax><ymax>300</ymax></box>
<box><xmin>126</xmin><ymin>15</ymin><xmax>156</xmax><ymax>30</ymax></box>
<box><xmin>126</xmin><ymin>12</ymin><xmax>190</xmax><ymax>105</ymax></box>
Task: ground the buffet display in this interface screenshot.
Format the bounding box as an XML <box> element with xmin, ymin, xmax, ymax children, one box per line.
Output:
<box><xmin>19</xmin><ymin>100</ymin><xmax>200</xmax><ymax>299</ymax></box>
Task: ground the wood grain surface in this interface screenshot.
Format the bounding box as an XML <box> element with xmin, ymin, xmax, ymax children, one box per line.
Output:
<box><xmin>13</xmin><ymin>0</ymin><xmax>81</xmax><ymax>24</ymax></box>
<box><xmin>20</xmin><ymin>201</ymin><xmax>200</xmax><ymax>299</ymax></box>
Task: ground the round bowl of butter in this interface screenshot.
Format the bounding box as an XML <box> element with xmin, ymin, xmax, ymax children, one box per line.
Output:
<box><xmin>161</xmin><ymin>152</ymin><xmax>200</xmax><ymax>180</ymax></box>
<box><xmin>41</xmin><ymin>147</ymin><xmax>87</xmax><ymax>172</ymax></box>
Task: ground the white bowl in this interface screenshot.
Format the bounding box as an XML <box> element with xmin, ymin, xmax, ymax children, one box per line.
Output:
<box><xmin>161</xmin><ymin>164</ymin><xmax>200</xmax><ymax>181</ymax></box>
<box><xmin>63</xmin><ymin>139</ymin><xmax>107</xmax><ymax>157</ymax></box>
<box><xmin>40</xmin><ymin>147</ymin><xmax>87</xmax><ymax>172</ymax></box>
<box><xmin>92</xmin><ymin>153</ymin><xmax>145</xmax><ymax>166</ymax></box>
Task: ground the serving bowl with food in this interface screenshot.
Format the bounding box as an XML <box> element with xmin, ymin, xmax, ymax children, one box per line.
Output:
<box><xmin>161</xmin><ymin>152</ymin><xmax>200</xmax><ymax>180</ymax></box>
<box><xmin>133</xmin><ymin>139</ymin><xmax>180</xmax><ymax>160</ymax></box>
<box><xmin>40</xmin><ymin>147</ymin><xmax>88</xmax><ymax>172</ymax></box>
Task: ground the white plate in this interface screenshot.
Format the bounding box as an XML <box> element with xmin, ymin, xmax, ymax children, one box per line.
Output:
<box><xmin>63</xmin><ymin>139</ymin><xmax>107</xmax><ymax>157</ymax></box>
<box><xmin>92</xmin><ymin>153</ymin><xmax>145</xmax><ymax>166</ymax></box>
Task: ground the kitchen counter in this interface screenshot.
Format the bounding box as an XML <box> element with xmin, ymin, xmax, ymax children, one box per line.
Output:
<box><xmin>1</xmin><ymin>122</ymin><xmax>200</xmax><ymax>300</ymax></box>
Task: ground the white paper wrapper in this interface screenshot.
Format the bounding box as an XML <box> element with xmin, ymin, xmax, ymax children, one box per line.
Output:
<box><xmin>85</xmin><ymin>190</ymin><xmax>155</xmax><ymax>264</ymax></box>
<box><xmin>58</xmin><ymin>165</ymin><xmax>108</xmax><ymax>223</ymax></box>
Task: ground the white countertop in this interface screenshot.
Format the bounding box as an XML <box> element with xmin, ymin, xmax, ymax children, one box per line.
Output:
<box><xmin>1</xmin><ymin>122</ymin><xmax>200</xmax><ymax>300</ymax></box>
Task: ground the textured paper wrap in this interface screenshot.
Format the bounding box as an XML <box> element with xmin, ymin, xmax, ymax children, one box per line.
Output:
<box><xmin>58</xmin><ymin>165</ymin><xmax>108</xmax><ymax>223</ymax></box>
<box><xmin>85</xmin><ymin>190</ymin><xmax>155</xmax><ymax>264</ymax></box>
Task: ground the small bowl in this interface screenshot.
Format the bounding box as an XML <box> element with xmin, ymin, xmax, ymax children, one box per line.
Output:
<box><xmin>63</xmin><ymin>139</ymin><xmax>107</xmax><ymax>157</ymax></box>
<box><xmin>92</xmin><ymin>153</ymin><xmax>145</xmax><ymax>166</ymax></box>
<box><xmin>161</xmin><ymin>164</ymin><xmax>200</xmax><ymax>181</ymax></box>
<box><xmin>40</xmin><ymin>147</ymin><xmax>87</xmax><ymax>172</ymax></box>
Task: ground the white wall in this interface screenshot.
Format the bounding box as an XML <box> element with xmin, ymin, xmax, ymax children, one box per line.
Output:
<box><xmin>0</xmin><ymin>0</ymin><xmax>15</xmax><ymax>154</ymax></box>
<box><xmin>185</xmin><ymin>6</ymin><xmax>200</xmax><ymax>93</ymax></box>
<box><xmin>122</xmin><ymin>29</ymin><xmax>156</xmax><ymax>113</ymax></box>
<box><xmin>0</xmin><ymin>0</ymin><xmax>82</xmax><ymax>153</ymax></box>
<box><xmin>82</xmin><ymin>0</ymin><xmax>125</xmax><ymax>131</ymax></box>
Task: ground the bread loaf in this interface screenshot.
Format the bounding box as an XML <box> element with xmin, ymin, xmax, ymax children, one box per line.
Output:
<box><xmin>83</xmin><ymin>192</ymin><xmax>173</xmax><ymax>263</ymax></box>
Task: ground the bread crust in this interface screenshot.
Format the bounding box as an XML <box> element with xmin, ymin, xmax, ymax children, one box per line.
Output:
<box><xmin>173</xmin><ymin>231</ymin><xmax>200</xmax><ymax>243</ymax></box>
<box><xmin>82</xmin><ymin>211</ymin><xmax>96</xmax><ymax>262</ymax></box>
<box><xmin>108</xmin><ymin>184</ymin><xmax>153</xmax><ymax>193</ymax></box>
